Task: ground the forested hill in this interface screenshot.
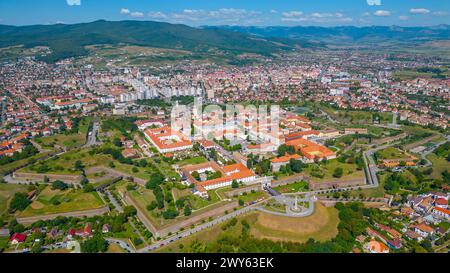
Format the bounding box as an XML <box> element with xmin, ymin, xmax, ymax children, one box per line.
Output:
<box><xmin>0</xmin><ymin>20</ymin><xmax>303</xmax><ymax>62</ymax></box>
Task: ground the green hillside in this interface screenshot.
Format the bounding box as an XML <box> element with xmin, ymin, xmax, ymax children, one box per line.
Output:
<box><xmin>0</xmin><ymin>20</ymin><xmax>296</xmax><ymax>62</ymax></box>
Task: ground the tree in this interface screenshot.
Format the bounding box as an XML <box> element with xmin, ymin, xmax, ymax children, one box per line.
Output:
<box><xmin>138</xmin><ymin>159</ymin><xmax>148</xmax><ymax>168</ymax></box>
<box><xmin>81</xmin><ymin>234</ymin><xmax>108</xmax><ymax>253</ymax></box>
<box><xmin>333</xmin><ymin>167</ymin><xmax>344</xmax><ymax>178</ymax></box>
<box><xmin>191</xmin><ymin>171</ymin><xmax>201</xmax><ymax>181</ymax></box>
<box><xmin>113</xmin><ymin>137</ymin><xmax>123</xmax><ymax>147</ymax></box>
<box><xmin>290</xmin><ymin>159</ymin><xmax>304</xmax><ymax>173</ymax></box>
<box><xmin>9</xmin><ymin>193</ymin><xmax>31</xmax><ymax>212</ymax></box>
<box><xmin>123</xmin><ymin>206</ymin><xmax>137</xmax><ymax>217</ymax></box>
<box><xmin>238</xmin><ymin>199</ymin><xmax>244</xmax><ymax>206</ymax></box>
<box><xmin>163</xmin><ymin>209</ymin><xmax>179</xmax><ymax>219</ymax></box>
<box><xmin>184</xmin><ymin>205</ymin><xmax>192</xmax><ymax>216</ymax></box>
<box><xmin>147</xmin><ymin>201</ymin><xmax>158</xmax><ymax>211</ymax></box>
<box><xmin>52</xmin><ymin>180</ymin><xmax>68</xmax><ymax>191</ymax></box>
<box><xmin>231</xmin><ymin>180</ymin><xmax>239</xmax><ymax>189</ymax></box>
<box><xmin>74</xmin><ymin>160</ymin><xmax>84</xmax><ymax>171</ymax></box>
<box><xmin>175</xmin><ymin>198</ymin><xmax>185</xmax><ymax>209</ymax></box>
<box><xmin>83</xmin><ymin>184</ymin><xmax>94</xmax><ymax>193</ymax></box>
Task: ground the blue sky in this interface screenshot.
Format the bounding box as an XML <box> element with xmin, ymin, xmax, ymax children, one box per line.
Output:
<box><xmin>0</xmin><ymin>0</ymin><xmax>449</xmax><ymax>26</ymax></box>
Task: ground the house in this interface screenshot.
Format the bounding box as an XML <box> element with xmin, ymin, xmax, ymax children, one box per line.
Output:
<box><xmin>401</xmin><ymin>206</ymin><xmax>415</xmax><ymax>218</ymax></box>
<box><xmin>413</xmin><ymin>223</ymin><xmax>434</xmax><ymax>237</ymax></box>
<box><xmin>434</xmin><ymin>198</ymin><xmax>448</xmax><ymax>209</ymax></box>
<box><xmin>366</xmin><ymin>240</ymin><xmax>389</xmax><ymax>253</ymax></box>
<box><xmin>10</xmin><ymin>233</ymin><xmax>27</xmax><ymax>245</ymax></box>
<box><xmin>0</xmin><ymin>227</ymin><xmax>10</xmax><ymax>237</ymax></box>
<box><xmin>432</xmin><ymin>207</ymin><xmax>450</xmax><ymax>220</ymax></box>
<box><xmin>270</xmin><ymin>153</ymin><xmax>301</xmax><ymax>172</ymax></box>
<box><xmin>102</xmin><ymin>224</ymin><xmax>110</xmax><ymax>233</ymax></box>
<box><xmin>404</xmin><ymin>230</ymin><xmax>423</xmax><ymax>242</ymax></box>
<box><xmin>285</xmin><ymin>138</ymin><xmax>336</xmax><ymax>163</ymax></box>
<box><xmin>198</xmin><ymin>139</ymin><xmax>216</xmax><ymax>151</ymax></box>
<box><xmin>182</xmin><ymin>161</ymin><xmax>256</xmax><ymax>198</ymax></box>
<box><xmin>144</xmin><ymin>126</ymin><xmax>193</xmax><ymax>153</ymax></box>
<box><xmin>122</xmin><ymin>148</ymin><xmax>138</xmax><ymax>159</ymax></box>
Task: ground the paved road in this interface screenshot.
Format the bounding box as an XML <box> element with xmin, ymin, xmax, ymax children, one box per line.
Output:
<box><xmin>106</xmin><ymin>189</ymin><xmax>149</xmax><ymax>249</ymax></box>
<box><xmin>85</xmin><ymin>120</ymin><xmax>101</xmax><ymax>147</ymax></box>
<box><xmin>417</xmin><ymin>135</ymin><xmax>450</xmax><ymax>168</ymax></box>
<box><xmin>106</xmin><ymin>190</ymin><xmax>123</xmax><ymax>213</ymax></box>
<box><xmin>106</xmin><ymin>238</ymin><xmax>135</xmax><ymax>253</ymax></box>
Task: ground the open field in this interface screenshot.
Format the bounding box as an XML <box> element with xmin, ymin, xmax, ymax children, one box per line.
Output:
<box><xmin>426</xmin><ymin>153</ymin><xmax>450</xmax><ymax>180</ymax></box>
<box><xmin>35</xmin><ymin>117</ymin><xmax>92</xmax><ymax>149</ymax></box>
<box><xmin>375</xmin><ymin>147</ymin><xmax>411</xmax><ymax>160</ymax></box>
<box><xmin>118</xmin><ymin>182</ymin><xmax>229</xmax><ymax>231</ymax></box>
<box><xmin>0</xmin><ymin>151</ymin><xmax>54</xmax><ymax>175</ymax></box>
<box><xmin>20</xmin><ymin>147</ymin><xmax>153</xmax><ymax>180</ymax></box>
<box><xmin>107</xmin><ymin>243</ymin><xmax>126</xmax><ymax>253</ymax></box>
<box><xmin>36</xmin><ymin>133</ymin><xmax>86</xmax><ymax>149</ymax></box>
<box><xmin>19</xmin><ymin>186</ymin><xmax>105</xmax><ymax>217</ymax></box>
<box><xmin>157</xmin><ymin>202</ymin><xmax>339</xmax><ymax>252</ymax></box>
<box><xmin>273</xmin><ymin>180</ymin><xmax>309</xmax><ymax>194</ymax></box>
<box><xmin>304</xmin><ymin>159</ymin><xmax>364</xmax><ymax>183</ymax></box>
<box><xmin>0</xmin><ymin>183</ymin><xmax>29</xmax><ymax>214</ymax></box>
<box><xmin>175</xmin><ymin>156</ymin><xmax>208</xmax><ymax>166</ymax></box>
<box><xmin>250</xmin><ymin>203</ymin><xmax>339</xmax><ymax>243</ymax></box>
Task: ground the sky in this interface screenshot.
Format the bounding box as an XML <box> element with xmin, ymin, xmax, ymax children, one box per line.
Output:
<box><xmin>0</xmin><ymin>0</ymin><xmax>449</xmax><ymax>27</ymax></box>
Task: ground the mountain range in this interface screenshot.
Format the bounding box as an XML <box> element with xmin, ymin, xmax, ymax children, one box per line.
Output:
<box><xmin>1</xmin><ymin>20</ymin><xmax>449</xmax><ymax>62</ymax></box>
<box><xmin>209</xmin><ymin>25</ymin><xmax>450</xmax><ymax>45</ymax></box>
<box><xmin>0</xmin><ymin>20</ymin><xmax>300</xmax><ymax>62</ymax></box>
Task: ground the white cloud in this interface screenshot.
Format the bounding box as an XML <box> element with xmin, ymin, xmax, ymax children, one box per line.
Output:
<box><xmin>409</xmin><ymin>8</ymin><xmax>430</xmax><ymax>15</ymax></box>
<box><xmin>398</xmin><ymin>16</ymin><xmax>409</xmax><ymax>21</ymax></box>
<box><xmin>366</xmin><ymin>0</ymin><xmax>381</xmax><ymax>6</ymax></box>
<box><xmin>433</xmin><ymin>11</ymin><xmax>448</xmax><ymax>16</ymax></box>
<box><xmin>281</xmin><ymin>12</ymin><xmax>352</xmax><ymax>23</ymax></box>
<box><xmin>148</xmin><ymin>11</ymin><xmax>168</xmax><ymax>19</ymax></box>
<box><xmin>374</xmin><ymin>10</ymin><xmax>391</xmax><ymax>17</ymax></box>
<box><xmin>130</xmin><ymin>12</ymin><xmax>144</xmax><ymax>18</ymax></box>
<box><xmin>120</xmin><ymin>8</ymin><xmax>130</xmax><ymax>15</ymax></box>
<box><xmin>282</xmin><ymin>11</ymin><xmax>303</xmax><ymax>18</ymax></box>
<box><xmin>162</xmin><ymin>8</ymin><xmax>261</xmax><ymax>24</ymax></box>
<box><xmin>66</xmin><ymin>0</ymin><xmax>81</xmax><ymax>6</ymax></box>
<box><xmin>270</xmin><ymin>10</ymin><xmax>278</xmax><ymax>14</ymax></box>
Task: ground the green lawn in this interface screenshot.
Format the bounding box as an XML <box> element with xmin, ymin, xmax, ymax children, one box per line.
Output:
<box><xmin>19</xmin><ymin>186</ymin><xmax>105</xmax><ymax>217</ymax></box>
<box><xmin>118</xmin><ymin>182</ymin><xmax>227</xmax><ymax>229</ymax></box>
<box><xmin>273</xmin><ymin>181</ymin><xmax>309</xmax><ymax>194</ymax></box>
<box><xmin>0</xmin><ymin>151</ymin><xmax>53</xmax><ymax>175</ymax></box>
<box><xmin>176</xmin><ymin>156</ymin><xmax>208</xmax><ymax>166</ymax></box>
<box><xmin>21</xmin><ymin>147</ymin><xmax>152</xmax><ymax>180</ymax></box>
<box><xmin>0</xmin><ymin>183</ymin><xmax>29</xmax><ymax>214</ymax></box>
<box><xmin>375</xmin><ymin>147</ymin><xmax>410</xmax><ymax>160</ymax></box>
<box><xmin>304</xmin><ymin>159</ymin><xmax>364</xmax><ymax>183</ymax></box>
<box><xmin>157</xmin><ymin>203</ymin><xmax>339</xmax><ymax>252</ymax></box>
<box><xmin>427</xmin><ymin>153</ymin><xmax>450</xmax><ymax>180</ymax></box>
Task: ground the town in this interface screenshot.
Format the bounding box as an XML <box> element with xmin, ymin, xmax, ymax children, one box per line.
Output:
<box><xmin>0</xmin><ymin>2</ymin><xmax>449</xmax><ymax>255</ymax></box>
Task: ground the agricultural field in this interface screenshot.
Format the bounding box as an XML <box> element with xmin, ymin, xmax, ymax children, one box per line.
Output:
<box><xmin>19</xmin><ymin>186</ymin><xmax>105</xmax><ymax>217</ymax></box>
<box><xmin>0</xmin><ymin>183</ymin><xmax>30</xmax><ymax>214</ymax></box>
